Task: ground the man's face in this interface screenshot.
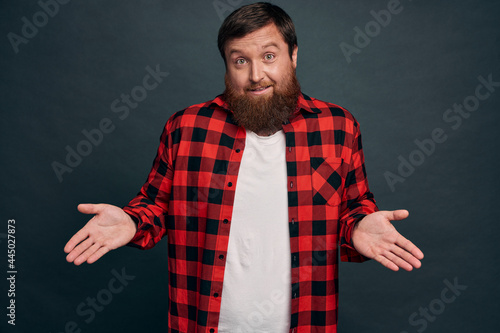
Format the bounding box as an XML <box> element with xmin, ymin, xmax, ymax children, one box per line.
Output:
<box><xmin>223</xmin><ymin>23</ymin><xmax>300</xmax><ymax>135</ymax></box>
<box><xmin>224</xmin><ymin>23</ymin><xmax>298</xmax><ymax>99</ymax></box>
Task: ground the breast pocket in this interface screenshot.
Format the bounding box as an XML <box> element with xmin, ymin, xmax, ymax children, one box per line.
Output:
<box><xmin>311</xmin><ymin>157</ymin><xmax>345</xmax><ymax>206</ymax></box>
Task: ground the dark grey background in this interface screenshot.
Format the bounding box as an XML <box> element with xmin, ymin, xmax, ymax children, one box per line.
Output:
<box><xmin>1</xmin><ymin>0</ymin><xmax>499</xmax><ymax>332</ymax></box>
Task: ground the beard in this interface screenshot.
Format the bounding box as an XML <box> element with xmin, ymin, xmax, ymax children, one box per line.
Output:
<box><xmin>223</xmin><ymin>65</ymin><xmax>301</xmax><ymax>136</ymax></box>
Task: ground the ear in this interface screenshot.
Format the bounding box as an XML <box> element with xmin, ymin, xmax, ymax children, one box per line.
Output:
<box><xmin>292</xmin><ymin>45</ymin><xmax>298</xmax><ymax>69</ymax></box>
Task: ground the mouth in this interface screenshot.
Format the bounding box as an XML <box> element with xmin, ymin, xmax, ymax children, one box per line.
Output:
<box><xmin>248</xmin><ymin>85</ymin><xmax>272</xmax><ymax>95</ymax></box>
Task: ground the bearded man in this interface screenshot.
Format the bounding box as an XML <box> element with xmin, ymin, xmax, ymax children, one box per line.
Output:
<box><xmin>64</xmin><ymin>2</ymin><xmax>424</xmax><ymax>332</ymax></box>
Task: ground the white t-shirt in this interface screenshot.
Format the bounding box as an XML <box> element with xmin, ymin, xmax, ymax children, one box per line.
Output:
<box><xmin>218</xmin><ymin>129</ymin><xmax>291</xmax><ymax>333</ymax></box>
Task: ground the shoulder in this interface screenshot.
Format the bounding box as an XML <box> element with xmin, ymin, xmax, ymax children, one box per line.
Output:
<box><xmin>299</xmin><ymin>93</ymin><xmax>360</xmax><ymax>128</ymax></box>
<box><xmin>165</xmin><ymin>95</ymin><xmax>231</xmax><ymax>131</ymax></box>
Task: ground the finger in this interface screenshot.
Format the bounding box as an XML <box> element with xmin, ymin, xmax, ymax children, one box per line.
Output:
<box><xmin>78</xmin><ymin>203</ymin><xmax>105</xmax><ymax>215</ymax></box>
<box><xmin>87</xmin><ymin>247</ymin><xmax>110</xmax><ymax>264</ymax></box>
<box><xmin>64</xmin><ymin>227</ymin><xmax>90</xmax><ymax>254</ymax></box>
<box><xmin>390</xmin><ymin>244</ymin><xmax>422</xmax><ymax>269</ymax></box>
<box><xmin>380</xmin><ymin>209</ymin><xmax>409</xmax><ymax>221</ymax></box>
<box><xmin>381</xmin><ymin>251</ymin><xmax>414</xmax><ymax>272</ymax></box>
<box><xmin>73</xmin><ymin>242</ymin><xmax>101</xmax><ymax>266</ymax></box>
<box><xmin>66</xmin><ymin>237</ymin><xmax>94</xmax><ymax>263</ymax></box>
<box><xmin>396</xmin><ymin>235</ymin><xmax>424</xmax><ymax>260</ymax></box>
<box><xmin>374</xmin><ymin>254</ymin><xmax>399</xmax><ymax>272</ymax></box>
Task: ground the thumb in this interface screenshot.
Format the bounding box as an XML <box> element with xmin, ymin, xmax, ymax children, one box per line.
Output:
<box><xmin>77</xmin><ymin>203</ymin><xmax>105</xmax><ymax>215</ymax></box>
<box><xmin>380</xmin><ymin>209</ymin><xmax>409</xmax><ymax>221</ymax></box>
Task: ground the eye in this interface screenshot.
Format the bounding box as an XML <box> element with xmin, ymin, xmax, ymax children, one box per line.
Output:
<box><xmin>235</xmin><ymin>58</ymin><xmax>246</xmax><ymax>65</ymax></box>
<box><xmin>264</xmin><ymin>53</ymin><xmax>275</xmax><ymax>61</ymax></box>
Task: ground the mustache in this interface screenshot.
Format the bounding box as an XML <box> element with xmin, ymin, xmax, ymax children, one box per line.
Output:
<box><xmin>246</xmin><ymin>82</ymin><xmax>274</xmax><ymax>91</ymax></box>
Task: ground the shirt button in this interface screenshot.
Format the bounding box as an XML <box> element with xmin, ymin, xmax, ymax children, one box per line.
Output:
<box><xmin>210</xmin><ymin>329</ymin><xmax>215</xmax><ymax>333</ymax></box>
<box><xmin>290</xmin><ymin>181</ymin><xmax>294</xmax><ymax>188</ymax></box>
<box><xmin>291</xmin><ymin>218</ymin><xmax>295</xmax><ymax>224</ymax></box>
<box><xmin>228</xmin><ymin>182</ymin><xmax>233</xmax><ymax>187</ymax></box>
<box><xmin>223</xmin><ymin>219</ymin><xmax>229</xmax><ymax>224</ymax></box>
<box><xmin>213</xmin><ymin>292</ymin><xmax>219</xmax><ymax>298</ymax></box>
<box><xmin>288</xmin><ymin>146</ymin><xmax>292</xmax><ymax>152</ymax></box>
<box><xmin>236</xmin><ymin>148</ymin><xmax>241</xmax><ymax>153</ymax></box>
<box><xmin>219</xmin><ymin>254</ymin><xmax>224</xmax><ymax>260</ymax></box>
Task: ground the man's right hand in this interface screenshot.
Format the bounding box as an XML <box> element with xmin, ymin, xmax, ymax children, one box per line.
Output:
<box><xmin>64</xmin><ymin>203</ymin><xmax>137</xmax><ymax>265</ymax></box>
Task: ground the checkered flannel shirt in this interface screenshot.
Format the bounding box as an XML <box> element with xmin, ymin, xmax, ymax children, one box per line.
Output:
<box><xmin>123</xmin><ymin>92</ymin><xmax>378</xmax><ymax>333</ymax></box>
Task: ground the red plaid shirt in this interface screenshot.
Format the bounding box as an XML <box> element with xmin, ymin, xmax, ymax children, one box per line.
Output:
<box><xmin>123</xmin><ymin>93</ymin><xmax>378</xmax><ymax>333</ymax></box>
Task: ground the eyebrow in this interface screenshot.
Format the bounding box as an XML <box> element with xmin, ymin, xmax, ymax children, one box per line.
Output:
<box><xmin>262</xmin><ymin>42</ymin><xmax>280</xmax><ymax>49</ymax></box>
<box><xmin>228</xmin><ymin>42</ymin><xmax>281</xmax><ymax>57</ymax></box>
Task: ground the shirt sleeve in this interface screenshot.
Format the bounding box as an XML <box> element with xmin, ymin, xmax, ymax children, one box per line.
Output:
<box><xmin>122</xmin><ymin>121</ymin><xmax>174</xmax><ymax>250</ymax></box>
<box><xmin>338</xmin><ymin>121</ymin><xmax>379</xmax><ymax>262</ymax></box>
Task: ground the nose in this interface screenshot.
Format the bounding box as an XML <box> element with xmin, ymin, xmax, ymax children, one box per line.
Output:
<box><xmin>250</xmin><ymin>62</ymin><xmax>264</xmax><ymax>83</ymax></box>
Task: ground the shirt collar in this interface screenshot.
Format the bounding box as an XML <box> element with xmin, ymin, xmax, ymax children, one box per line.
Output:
<box><xmin>210</xmin><ymin>92</ymin><xmax>321</xmax><ymax>115</ymax></box>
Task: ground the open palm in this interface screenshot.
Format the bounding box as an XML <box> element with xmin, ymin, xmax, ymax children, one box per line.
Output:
<box><xmin>351</xmin><ymin>209</ymin><xmax>424</xmax><ymax>271</ymax></box>
<box><xmin>64</xmin><ymin>203</ymin><xmax>137</xmax><ymax>265</ymax></box>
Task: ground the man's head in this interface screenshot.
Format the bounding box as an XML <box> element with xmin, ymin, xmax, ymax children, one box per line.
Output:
<box><xmin>217</xmin><ymin>2</ymin><xmax>298</xmax><ymax>66</ymax></box>
<box><xmin>218</xmin><ymin>2</ymin><xmax>301</xmax><ymax>135</ymax></box>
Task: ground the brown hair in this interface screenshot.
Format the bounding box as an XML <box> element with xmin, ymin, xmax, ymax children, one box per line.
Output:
<box><xmin>217</xmin><ymin>2</ymin><xmax>298</xmax><ymax>65</ymax></box>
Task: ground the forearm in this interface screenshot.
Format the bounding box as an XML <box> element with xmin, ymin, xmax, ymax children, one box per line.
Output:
<box><xmin>123</xmin><ymin>122</ymin><xmax>174</xmax><ymax>250</ymax></box>
<box><xmin>338</xmin><ymin>124</ymin><xmax>378</xmax><ymax>261</ymax></box>
<box><xmin>122</xmin><ymin>178</ymin><xmax>171</xmax><ymax>250</ymax></box>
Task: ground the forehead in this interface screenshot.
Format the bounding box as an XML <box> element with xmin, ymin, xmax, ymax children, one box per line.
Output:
<box><xmin>226</xmin><ymin>23</ymin><xmax>286</xmax><ymax>55</ymax></box>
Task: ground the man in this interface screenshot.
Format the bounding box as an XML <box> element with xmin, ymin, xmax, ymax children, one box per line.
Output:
<box><xmin>65</xmin><ymin>2</ymin><xmax>424</xmax><ymax>332</ymax></box>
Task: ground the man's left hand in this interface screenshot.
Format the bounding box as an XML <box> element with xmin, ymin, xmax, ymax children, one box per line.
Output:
<box><xmin>351</xmin><ymin>210</ymin><xmax>424</xmax><ymax>271</ymax></box>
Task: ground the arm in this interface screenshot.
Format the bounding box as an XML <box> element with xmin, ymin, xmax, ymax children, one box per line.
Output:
<box><xmin>64</xmin><ymin>121</ymin><xmax>175</xmax><ymax>264</ymax></box>
<box><xmin>121</xmin><ymin>121</ymin><xmax>174</xmax><ymax>250</ymax></box>
<box><xmin>338</xmin><ymin>121</ymin><xmax>379</xmax><ymax>262</ymax></box>
<box><xmin>338</xmin><ymin>121</ymin><xmax>424</xmax><ymax>271</ymax></box>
